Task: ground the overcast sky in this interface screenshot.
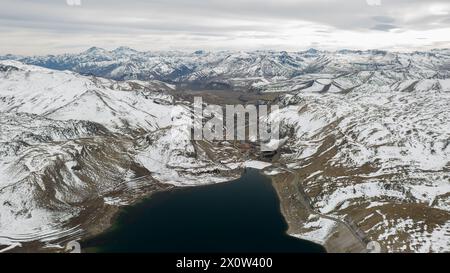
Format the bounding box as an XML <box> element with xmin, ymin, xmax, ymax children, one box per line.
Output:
<box><xmin>1</xmin><ymin>0</ymin><xmax>450</xmax><ymax>55</ymax></box>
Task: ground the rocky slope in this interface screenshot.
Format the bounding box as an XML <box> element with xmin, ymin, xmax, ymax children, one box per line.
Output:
<box><xmin>263</xmin><ymin>66</ymin><xmax>450</xmax><ymax>252</ymax></box>
<box><xmin>0</xmin><ymin>61</ymin><xmax>245</xmax><ymax>251</ymax></box>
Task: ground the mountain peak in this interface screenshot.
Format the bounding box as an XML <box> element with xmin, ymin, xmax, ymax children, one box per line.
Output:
<box><xmin>305</xmin><ymin>48</ymin><xmax>319</xmax><ymax>54</ymax></box>
<box><xmin>84</xmin><ymin>46</ymin><xmax>107</xmax><ymax>54</ymax></box>
<box><xmin>112</xmin><ymin>46</ymin><xmax>138</xmax><ymax>55</ymax></box>
<box><xmin>194</xmin><ymin>50</ymin><xmax>206</xmax><ymax>55</ymax></box>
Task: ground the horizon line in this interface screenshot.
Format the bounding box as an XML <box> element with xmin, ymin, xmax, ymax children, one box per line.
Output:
<box><xmin>2</xmin><ymin>46</ymin><xmax>450</xmax><ymax>57</ymax></box>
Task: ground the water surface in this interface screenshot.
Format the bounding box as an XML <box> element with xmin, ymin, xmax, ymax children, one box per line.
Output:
<box><xmin>84</xmin><ymin>169</ymin><xmax>325</xmax><ymax>253</ymax></box>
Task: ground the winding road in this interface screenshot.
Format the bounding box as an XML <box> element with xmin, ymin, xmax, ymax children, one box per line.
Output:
<box><xmin>276</xmin><ymin>165</ymin><xmax>372</xmax><ymax>253</ymax></box>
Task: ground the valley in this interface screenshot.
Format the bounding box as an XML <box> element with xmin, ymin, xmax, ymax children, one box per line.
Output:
<box><xmin>0</xmin><ymin>48</ymin><xmax>449</xmax><ymax>253</ymax></box>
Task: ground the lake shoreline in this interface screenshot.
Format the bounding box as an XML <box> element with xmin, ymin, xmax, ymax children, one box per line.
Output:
<box><xmin>82</xmin><ymin>170</ymin><xmax>325</xmax><ymax>253</ymax></box>
<box><xmin>269</xmin><ymin>171</ymin><xmax>367</xmax><ymax>253</ymax></box>
<box><xmin>7</xmin><ymin>169</ymin><xmax>334</xmax><ymax>253</ymax></box>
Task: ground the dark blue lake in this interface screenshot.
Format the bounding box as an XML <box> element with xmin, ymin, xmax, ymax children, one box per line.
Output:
<box><xmin>84</xmin><ymin>168</ymin><xmax>325</xmax><ymax>253</ymax></box>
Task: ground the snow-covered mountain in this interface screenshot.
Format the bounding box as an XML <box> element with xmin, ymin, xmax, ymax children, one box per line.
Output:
<box><xmin>0</xmin><ymin>47</ymin><xmax>449</xmax><ymax>253</ymax></box>
<box><xmin>268</xmin><ymin>75</ymin><xmax>450</xmax><ymax>252</ymax></box>
<box><xmin>0</xmin><ymin>61</ymin><xmax>245</xmax><ymax>251</ymax></box>
<box><xmin>4</xmin><ymin>48</ymin><xmax>450</xmax><ymax>91</ymax></box>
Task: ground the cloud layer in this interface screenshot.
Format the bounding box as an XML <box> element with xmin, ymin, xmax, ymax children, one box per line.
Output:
<box><xmin>1</xmin><ymin>0</ymin><xmax>450</xmax><ymax>54</ymax></box>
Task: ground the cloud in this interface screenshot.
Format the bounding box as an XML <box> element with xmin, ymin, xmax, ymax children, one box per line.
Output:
<box><xmin>372</xmin><ymin>24</ymin><xmax>399</xmax><ymax>31</ymax></box>
<box><xmin>0</xmin><ymin>0</ymin><xmax>449</xmax><ymax>54</ymax></box>
<box><xmin>372</xmin><ymin>16</ymin><xmax>396</xmax><ymax>24</ymax></box>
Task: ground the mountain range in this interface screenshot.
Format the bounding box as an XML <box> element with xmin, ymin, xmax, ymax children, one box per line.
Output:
<box><xmin>0</xmin><ymin>48</ymin><xmax>449</xmax><ymax>253</ymax></box>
